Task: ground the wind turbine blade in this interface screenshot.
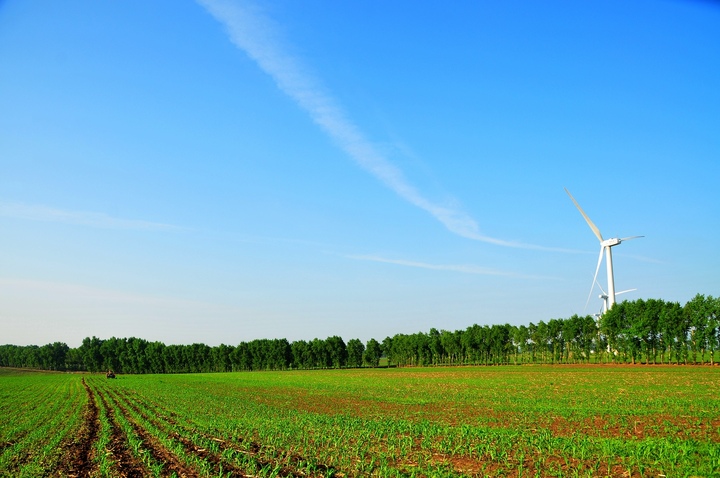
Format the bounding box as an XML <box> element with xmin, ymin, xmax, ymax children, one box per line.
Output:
<box><xmin>594</xmin><ymin>275</ymin><xmax>607</xmax><ymax>295</ymax></box>
<box><xmin>620</xmin><ymin>235</ymin><xmax>644</xmax><ymax>242</ymax></box>
<box><xmin>616</xmin><ymin>288</ymin><xmax>637</xmax><ymax>296</ymax></box>
<box><xmin>585</xmin><ymin>246</ymin><xmax>605</xmax><ymax>311</ymax></box>
<box><xmin>565</xmin><ymin>188</ymin><xmax>603</xmax><ymax>242</ymax></box>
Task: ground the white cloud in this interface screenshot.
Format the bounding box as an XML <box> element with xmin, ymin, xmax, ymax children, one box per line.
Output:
<box><xmin>197</xmin><ymin>0</ymin><xmax>565</xmax><ymax>251</ymax></box>
<box><xmin>0</xmin><ymin>201</ymin><xmax>179</xmax><ymax>231</ymax></box>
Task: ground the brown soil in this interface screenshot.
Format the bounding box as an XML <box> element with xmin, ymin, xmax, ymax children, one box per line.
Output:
<box><xmin>425</xmin><ymin>448</ymin><xmax>653</xmax><ymax>477</ymax></box>
<box><xmin>56</xmin><ymin>378</ymin><xmax>100</xmax><ymax>477</ymax></box>
<box><xmin>244</xmin><ymin>387</ymin><xmax>684</xmax><ymax>477</ymax></box>
<box><xmin>249</xmin><ymin>385</ymin><xmax>720</xmax><ymax>444</ymax></box>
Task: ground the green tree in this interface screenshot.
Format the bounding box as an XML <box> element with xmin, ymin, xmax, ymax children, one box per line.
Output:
<box><xmin>579</xmin><ymin>315</ymin><xmax>599</xmax><ymax>363</ymax></box>
<box><xmin>186</xmin><ymin>343</ymin><xmax>211</xmax><ymax>372</ymax></box>
<box><xmin>128</xmin><ymin>337</ymin><xmax>149</xmax><ymax>373</ymax></box>
<box><xmin>412</xmin><ymin>332</ymin><xmax>431</xmax><ymax>366</ymax></box>
<box><xmin>346</xmin><ymin>338</ymin><xmax>365</xmax><ymax>368</ymax></box>
<box><xmin>705</xmin><ymin>296</ymin><xmax>720</xmax><ymax>365</ymax></box>
<box><xmin>486</xmin><ymin>324</ymin><xmax>510</xmax><ymax>365</ymax></box>
<box><xmin>440</xmin><ymin>330</ymin><xmax>461</xmax><ymax>364</ymax></box>
<box><xmin>381</xmin><ymin>336</ymin><xmax>394</xmax><ymax>365</ymax></box>
<box><xmin>635</xmin><ymin>299</ymin><xmax>663</xmax><ymax>364</ymax></box>
<box><xmin>602</xmin><ymin>303</ymin><xmax>635</xmax><ymax>363</ymax></box>
<box><xmin>231</xmin><ymin>342</ymin><xmax>252</xmax><ymax>371</ymax></box>
<box><xmin>685</xmin><ymin>294</ymin><xmax>712</xmax><ymax>364</ymax></box>
<box><xmin>513</xmin><ymin>325</ymin><xmax>529</xmax><ymax>364</ymax></box>
<box><xmin>80</xmin><ymin>336</ymin><xmax>104</xmax><ymax>372</ymax></box>
<box><xmin>38</xmin><ymin>342</ymin><xmax>69</xmax><ymax>371</ymax></box>
<box><xmin>325</xmin><ymin>336</ymin><xmax>347</xmax><ymax>368</ymax></box>
<box><xmin>463</xmin><ymin>325</ymin><xmax>483</xmax><ymax>364</ymax></box>
<box><xmin>311</xmin><ymin>338</ymin><xmax>330</xmax><ymax>368</ymax></box>
<box><xmin>211</xmin><ymin>344</ymin><xmax>233</xmax><ymax>372</ymax></box>
<box><xmin>428</xmin><ymin>328</ymin><xmax>443</xmax><ymax>365</ymax></box>
<box><xmin>546</xmin><ymin>319</ymin><xmax>564</xmax><ymax>364</ymax></box>
<box><xmin>657</xmin><ymin>301</ymin><xmax>686</xmax><ymax>364</ymax></box>
<box><xmin>533</xmin><ymin>321</ymin><xmax>549</xmax><ymax>363</ymax></box>
<box><xmin>269</xmin><ymin>339</ymin><xmax>291</xmax><ymax>370</ymax></box>
<box><xmin>526</xmin><ymin>322</ymin><xmax>538</xmax><ymax>362</ymax></box>
<box><xmin>64</xmin><ymin>347</ymin><xmax>84</xmax><ymax>371</ymax></box>
<box><xmin>561</xmin><ymin>316</ymin><xmax>581</xmax><ymax>363</ymax></box>
<box><xmin>363</xmin><ymin>338</ymin><xmax>382</xmax><ymax>367</ymax></box>
<box><xmin>290</xmin><ymin>340</ymin><xmax>309</xmax><ymax>369</ymax></box>
<box><xmin>143</xmin><ymin>341</ymin><xmax>165</xmax><ymax>373</ymax></box>
<box><xmin>100</xmin><ymin>338</ymin><xmax>122</xmax><ymax>372</ymax></box>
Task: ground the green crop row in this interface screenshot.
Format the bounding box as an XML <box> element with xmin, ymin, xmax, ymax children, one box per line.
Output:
<box><xmin>0</xmin><ymin>370</ymin><xmax>86</xmax><ymax>477</ymax></box>
<box><xmin>84</xmin><ymin>366</ymin><xmax>720</xmax><ymax>476</ymax></box>
<box><xmin>2</xmin><ymin>366</ymin><xmax>718</xmax><ymax>477</ymax></box>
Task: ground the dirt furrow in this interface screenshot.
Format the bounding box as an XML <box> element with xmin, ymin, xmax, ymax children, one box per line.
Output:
<box><xmin>56</xmin><ymin>377</ymin><xmax>100</xmax><ymax>477</ymax></box>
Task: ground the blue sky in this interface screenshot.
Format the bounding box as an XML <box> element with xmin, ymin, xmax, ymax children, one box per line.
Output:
<box><xmin>1</xmin><ymin>0</ymin><xmax>718</xmax><ymax>347</ymax></box>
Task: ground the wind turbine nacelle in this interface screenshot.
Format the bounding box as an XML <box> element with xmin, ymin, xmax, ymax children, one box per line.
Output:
<box><xmin>602</xmin><ymin>238</ymin><xmax>621</xmax><ymax>247</ymax></box>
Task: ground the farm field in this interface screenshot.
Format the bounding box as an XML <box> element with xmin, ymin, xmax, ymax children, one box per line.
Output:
<box><xmin>1</xmin><ymin>366</ymin><xmax>718</xmax><ymax>477</ymax></box>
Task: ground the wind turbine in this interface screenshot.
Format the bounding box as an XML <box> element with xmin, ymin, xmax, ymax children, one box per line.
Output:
<box><xmin>594</xmin><ymin>276</ymin><xmax>636</xmax><ymax>315</ymax></box>
<box><xmin>565</xmin><ymin>188</ymin><xmax>642</xmax><ymax>312</ymax></box>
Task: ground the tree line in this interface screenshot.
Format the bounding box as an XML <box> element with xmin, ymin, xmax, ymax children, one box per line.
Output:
<box><xmin>1</xmin><ymin>294</ymin><xmax>717</xmax><ymax>373</ymax></box>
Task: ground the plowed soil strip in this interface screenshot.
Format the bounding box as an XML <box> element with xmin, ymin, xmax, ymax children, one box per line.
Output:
<box><xmin>57</xmin><ymin>378</ymin><xmax>100</xmax><ymax>477</ymax></box>
<box><xmin>104</xmin><ymin>389</ymin><xmax>197</xmax><ymax>478</ymax></box>
<box><xmin>94</xmin><ymin>386</ymin><xmax>147</xmax><ymax>478</ymax></box>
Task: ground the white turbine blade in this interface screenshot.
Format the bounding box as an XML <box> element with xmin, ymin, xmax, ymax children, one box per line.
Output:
<box><xmin>565</xmin><ymin>188</ymin><xmax>603</xmax><ymax>242</ymax></box>
<box><xmin>619</xmin><ymin>235</ymin><xmax>644</xmax><ymax>242</ymax></box>
<box><xmin>594</xmin><ymin>275</ymin><xmax>607</xmax><ymax>295</ymax></box>
<box><xmin>585</xmin><ymin>246</ymin><xmax>605</xmax><ymax>311</ymax></box>
<box><xmin>616</xmin><ymin>288</ymin><xmax>637</xmax><ymax>296</ymax></box>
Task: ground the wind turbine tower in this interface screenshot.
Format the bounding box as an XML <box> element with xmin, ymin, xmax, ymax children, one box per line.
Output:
<box><xmin>565</xmin><ymin>188</ymin><xmax>642</xmax><ymax>312</ymax></box>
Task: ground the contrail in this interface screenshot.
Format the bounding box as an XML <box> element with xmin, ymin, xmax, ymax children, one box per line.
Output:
<box><xmin>198</xmin><ymin>0</ymin><xmax>565</xmax><ymax>251</ymax></box>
